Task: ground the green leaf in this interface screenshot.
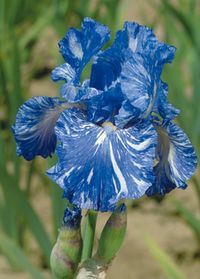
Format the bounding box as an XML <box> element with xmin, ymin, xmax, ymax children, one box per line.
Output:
<box><xmin>0</xmin><ymin>231</ymin><xmax>46</xmax><ymax>279</ymax></box>
<box><xmin>175</xmin><ymin>201</ymin><xmax>200</xmax><ymax>241</ymax></box>
<box><xmin>145</xmin><ymin>237</ymin><xmax>187</xmax><ymax>279</ymax></box>
<box><xmin>19</xmin><ymin>7</ymin><xmax>54</xmax><ymax>49</ymax></box>
<box><xmin>0</xmin><ymin>169</ymin><xmax>52</xmax><ymax>265</ymax></box>
<box><xmin>162</xmin><ymin>0</ymin><xmax>195</xmax><ymax>46</ymax></box>
<box><xmin>50</xmin><ymin>181</ymin><xmax>66</xmax><ymax>240</ymax></box>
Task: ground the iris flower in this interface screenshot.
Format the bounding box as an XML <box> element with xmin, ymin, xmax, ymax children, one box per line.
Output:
<box><xmin>12</xmin><ymin>18</ymin><xmax>197</xmax><ymax>211</ymax></box>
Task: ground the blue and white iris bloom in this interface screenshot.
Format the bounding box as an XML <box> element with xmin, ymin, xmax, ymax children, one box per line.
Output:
<box><xmin>12</xmin><ymin>18</ymin><xmax>197</xmax><ymax>211</ymax></box>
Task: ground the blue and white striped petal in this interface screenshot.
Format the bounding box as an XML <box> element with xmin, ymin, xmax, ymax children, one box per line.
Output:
<box><xmin>86</xmin><ymin>85</ymin><xmax>123</xmax><ymax>124</ymax></box>
<box><xmin>146</xmin><ymin>121</ymin><xmax>197</xmax><ymax>196</ymax></box>
<box><xmin>115</xmin><ymin>54</ymin><xmax>158</xmax><ymax>128</ymax></box>
<box><xmin>51</xmin><ymin>63</ymin><xmax>76</xmax><ymax>83</ymax></box>
<box><xmin>153</xmin><ymin>81</ymin><xmax>180</xmax><ymax>120</ymax></box>
<box><xmin>122</xmin><ymin>21</ymin><xmax>176</xmax><ymax>65</ymax></box>
<box><xmin>90</xmin><ymin>21</ymin><xmax>175</xmax><ymax>91</ymax></box>
<box><xmin>89</xmin><ymin>21</ymin><xmax>176</xmax><ymax>127</ymax></box>
<box><xmin>60</xmin><ymin>79</ymin><xmax>101</xmax><ymax>103</ymax></box>
<box><xmin>59</xmin><ymin>17</ymin><xmax>110</xmax><ymax>79</ymax></box>
<box><xmin>47</xmin><ymin>108</ymin><xmax>157</xmax><ymax>212</ymax></box>
<box><xmin>12</xmin><ymin>96</ymin><xmax>67</xmax><ymax>161</ymax></box>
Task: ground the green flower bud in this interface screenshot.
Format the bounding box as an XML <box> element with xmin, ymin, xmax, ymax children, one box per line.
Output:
<box><xmin>50</xmin><ymin>207</ymin><xmax>82</xmax><ymax>279</ymax></box>
<box><xmin>97</xmin><ymin>204</ymin><xmax>127</xmax><ymax>262</ymax></box>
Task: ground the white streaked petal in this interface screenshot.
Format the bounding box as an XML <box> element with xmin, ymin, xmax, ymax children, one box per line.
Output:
<box><xmin>12</xmin><ymin>96</ymin><xmax>67</xmax><ymax>160</ymax></box>
<box><xmin>47</xmin><ymin>109</ymin><xmax>157</xmax><ymax>211</ymax></box>
<box><xmin>51</xmin><ymin>63</ymin><xmax>75</xmax><ymax>82</ymax></box>
<box><xmin>146</xmin><ymin>121</ymin><xmax>197</xmax><ymax>196</ymax></box>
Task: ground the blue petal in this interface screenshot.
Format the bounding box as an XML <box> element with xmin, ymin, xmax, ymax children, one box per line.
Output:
<box><xmin>51</xmin><ymin>63</ymin><xmax>76</xmax><ymax>83</ymax></box>
<box><xmin>153</xmin><ymin>81</ymin><xmax>180</xmax><ymax>120</ymax></box>
<box><xmin>58</xmin><ymin>17</ymin><xmax>110</xmax><ymax>79</ymax></box>
<box><xmin>62</xmin><ymin>206</ymin><xmax>81</xmax><ymax>229</ymax></box>
<box><xmin>12</xmin><ymin>96</ymin><xmax>66</xmax><ymax>160</ymax></box>
<box><xmin>86</xmin><ymin>85</ymin><xmax>123</xmax><ymax>124</ymax></box>
<box><xmin>90</xmin><ymin>21</ymin><xmax>175</xmax><ymax>91</ymax></box>
<box><xmin>146</xmin><ymin>121</ymin><xmax>197</xmax><ymax>196</ymax></box>
<box><xmin>89</xmin><ymin>21</ymin><xmax>176</xmax><ymax>127</ymax></box>
<box><xmin>115</xmin><ymin>54</ymin><xmax>158</xmax><ymax>128</ymax></box>
<box><xmin>47</xmin><ymin>109</ymin><xmax>157</xmax><ymax>212</ymax></box>
<box><xmin>60</xmin><ymin>79</ymin><xmax>101</xmax><ymax>102</ymax></box>
<box><xmin>123</xmin><ymin>21</ymin><xmax>176</xmax><ymax>65</ymax></box>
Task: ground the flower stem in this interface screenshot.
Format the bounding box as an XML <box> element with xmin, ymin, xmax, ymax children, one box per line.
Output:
<box><xmin>81</xmin><ymin>210</ymin><xmax>98</xmax><ymax>262</ymax></box>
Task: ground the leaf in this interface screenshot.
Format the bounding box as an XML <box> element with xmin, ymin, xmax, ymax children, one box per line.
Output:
<box><xmin>162</xmin><ymin>0</ymin><xmax>195</xmax><ymax>46</ymax></box>
<box><xmin>50</xmin><ymin>181</ymin><xmax>66</xmax><ymax>240</ymax></box>
<box><xmin>145</xmin><ymin>237</ymin><xmax>187</xmax><ymax>279</ymax></box>
<box><xmin>19</xmin><ymin>7</ymin><xmax>54</xmax><ymax>49</ymax></box>
<box><xmin>0</xmin><ymin>169</ymin><xmax>52</xmax><ymax>265</ymax></box>
<box><xmin>175</xmin><ymin>200</ymin><xmax>200</xmax><ymax>241</ymax></box>
<box><xmin>0</xmin><ymin>231</ymin><xmax>46</xmax><ymax>279</ymax></box>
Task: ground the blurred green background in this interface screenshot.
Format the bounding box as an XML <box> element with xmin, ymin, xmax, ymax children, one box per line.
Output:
<box><xmin>0</xmin><ymin>0</ymin><xmax>199</xmax><ymax>278</ymax></box>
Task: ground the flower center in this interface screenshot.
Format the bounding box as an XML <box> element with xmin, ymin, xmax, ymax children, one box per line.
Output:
<box><xmin>101</xmin><ymin>121</ymin><xmax>117</xmax><ymax>132</ymax></box>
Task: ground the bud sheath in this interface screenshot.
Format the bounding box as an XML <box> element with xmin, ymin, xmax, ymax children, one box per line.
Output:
<box><xmin>97</xmin><ymin>204</ymin><xmax>127</xmax><ymax>262</ymax></box>
<box><xmin>50</xmin><ymin>207</ymin><xmax>82</xmax><ymax>279</ymax></box>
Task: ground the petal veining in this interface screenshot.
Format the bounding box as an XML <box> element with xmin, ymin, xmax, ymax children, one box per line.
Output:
<box><xmin>51</xmin><ymin>63</ymin><xmax>76</xmax><ymax>83</ymax></box>
<box><xmin>12</xmin><ymin>96</ymin><xmax>67</xmax><ymax>160</ymax></box>
<box><xmin>58</xmin><ymin>17</ymin><xmax>110</xmax><ymax>79</ymax></box>
<box><xmin>153</xmin><ymin>81</ymin><xmax>180</xmax><ymax>120</ymax></box>
<box><xmin>115</xmin><ymin>54</ymin><xmax>157</xmax><ymax>127</ymax></box>
<box><xmin>146</xmin><ymin>121</ymin><xmax>197</xmax><ymax>196</ymax></box>
<box><xmin>89</xmin><ymin>21</ymin><xmax>176</xmax><ymax>127</ymax></box>
<box><xmin>47</xmin><ymin>108</ymin><xmax>156</xmax><ymax>211</ymax></box>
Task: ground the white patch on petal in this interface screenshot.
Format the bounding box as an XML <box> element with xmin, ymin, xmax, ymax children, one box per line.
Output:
<box><xmin>95</xmin><ymin>131</ymin><xmax>106</xmax><ymax>145</ymax></box>
<box><xmin>109</xmin><ymin>142</ymin><xmax>127</xmax><ymax>194</ymax></box>
<box><xmin>51</xmin><ymin>167</ymin><xmax>74</xmax><ymax>188</ymax></box>
<box><xmin>138</xmin><ymin>63</ymin><xmax>150</xmax><ymax>80</ymax></box>
<box><xmin>112</xmin><ymin>176</ymin><xmax>118</xmax><ymax>193</ymax></box>
<box><xmin>143</xmin><ymin>82</ymin><xmax>157</xmax><ymax>118</ymax></box>
<box><xmin>65</xmin><ymin>166</ymin><xmax>75</xmax><ymax>177</ymax></box>
<box><xmin>130</xmin><ymin>174</ymin><xmax>147</xmax><ymax>188</ymax></box>
<box><xmin>87</xmin><ymin>168</ymin><xmax>94</xmax><ymax>184</ymax></box>
<box><xmin>69</xmin><ymin>33</ymin><xmax>83</xmax><ymax>59</ymax></box>
<box><xmin>168</xmin><ymin>143</ymin><xmax>181</xmax><ymax>180</ymax></box>
<box><xmin>129</xmin><ymin>37</ymin><xmax>138</xmax><ymax>52</ymax></box>
<box><xmin>126</xmin><ymin>138</ymin><xmax>152</xmax><ymax>151</ymax></box>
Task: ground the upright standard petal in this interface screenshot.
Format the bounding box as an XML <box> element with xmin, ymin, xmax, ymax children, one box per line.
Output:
<box><xmin>153</xmin><ymin>81</ymin><xmax>180</xmax><ymax>120</ymax></box>
<box><xmin>12</xmin><ymin>96</ymin><xmax>67</xmax><ymax>160</ymax></box>
<box><xmin>90</xmin><ymin>21</ymin><xmax>175</xmax><ymax>91</ymax></box>
<box><xmin>146</xmin><ymin>121</ymin><xmax>197</xmax><ymax>196</ymax></box>
<box><xmin>58</xmin><ymin>17</ymin><xmax>110</xmax><ymax>79</ymax></box>
<box><xmin>115</xmin><ymin>54</ymin><xmax>158</xmax><ymax>128</ymax></box>
<box><xmin>122</xmin><ymin>21</ymin><xmax>176</xmax><ymax>65</ymax></box>
<box><xmin>47</xmin><ymin>108</ymin><xmax>156</xmax><ymax>212</ymax></box>
<box><xmin>89</xmin><ymin>21</ymin><xmax>176</xmax><ymax>128</ymax></box>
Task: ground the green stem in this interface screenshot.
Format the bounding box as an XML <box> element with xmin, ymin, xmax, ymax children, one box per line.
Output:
<box><xmin>192</xmin><ymin>176</ymin><xmax>200</xmax><ymax>208</ymax></box>
<box><xmin>81</xmin><ymin>210</ymin><xmax>98</xmax><ymax>262</ymax></box>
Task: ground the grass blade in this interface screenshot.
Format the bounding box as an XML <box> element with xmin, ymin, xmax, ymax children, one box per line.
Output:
<box><xmin>0</xmin><ymin>231</ymin><xmax>46</xmax><ymax>279</ymax></box>
<box><xmin>175</xmin><ymin>201</ymin><xmax>200</xmax><ymax>241</ymax></box>
<box><xmin>145</xmin><ymin>237</ymin><xmax>187</xmax><ymax>279</ymax></box>
<box><xmin>162</xmin><ymin>0</ymin><xmax>195</xmax><ymax>45</ymax></box>
<box><xmin>0</xmin><ymin>170</ymin><xmax>52</xmax><ymax>265</ymax></box>
<box><xmin>50</xmin><ymin>181</ymin><xmax>66</xmax><ymax>240</ymax></box>
<box><xmin>19</xmin><ymin>7</ymin><xmax>54</xmax><ymax>50</ymax></box>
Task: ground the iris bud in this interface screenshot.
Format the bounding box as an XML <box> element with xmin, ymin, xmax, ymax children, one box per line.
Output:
<box><xmin>97</xmin><ymin>204</ymin><xmax>127</xmax><ymax>262</ymax></box>
<box><xmin>50</xmin><ymin>207</ymin><xmax>82</xmax><ymax>279</ymax></box>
